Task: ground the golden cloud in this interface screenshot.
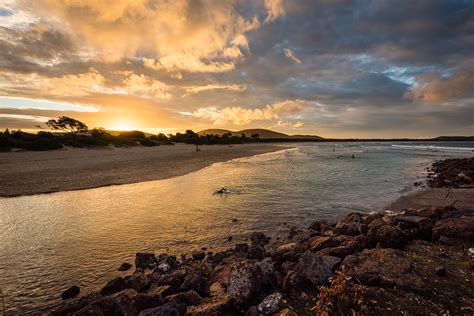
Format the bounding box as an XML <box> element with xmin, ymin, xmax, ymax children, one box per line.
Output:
<box><xmin>122</xmin><ymin>74</ymin><xmax>171</xmax><ymax>99</ymax></box>
<box><xmin>405</xmin><ymin>71</ymin><xmax>474</xmax><ymax>104</ymax></box>
<box><xmin>192</xmin><ymin>99</ymin><xmax>310</xmax><ymax>125</ymax></box>
<box><xmin>23</xmin><ymin>0</ymin><xmax>278</xmax><ymax>73</ymax></box>
<box><xmin>283</xmin><ymin>48</ymin><xmax>302</xmax><ymax>64</ymax></box>
<box><xmin>183</xmin><ymin>84</ymin><xmax>246</xmax><ymax>95</ymax></box>
<box><xmin>264</xmin><ymin>0</ymin><xmax>286</xmax><ymax>23</ymax></box>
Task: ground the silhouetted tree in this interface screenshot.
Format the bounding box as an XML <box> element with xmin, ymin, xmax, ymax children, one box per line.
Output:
<box><xmin>46</xmin><ymin>116</ymin><xmax>88</xmax><ymax>135</ymax></box>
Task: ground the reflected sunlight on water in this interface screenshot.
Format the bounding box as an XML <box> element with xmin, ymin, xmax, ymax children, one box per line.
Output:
<box><xmin>1</xmin><ymin>141</ymin><xmax>473</xmax><ymax>314</ymax></box>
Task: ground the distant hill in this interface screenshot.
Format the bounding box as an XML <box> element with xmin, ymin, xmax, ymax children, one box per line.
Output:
<box><xmin>198</xmin><ymin>128</ymin><xmax>323</xmax><ymax>140</ymax></box>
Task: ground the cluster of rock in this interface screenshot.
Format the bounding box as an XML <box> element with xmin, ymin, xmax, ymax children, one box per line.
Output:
<box><xmin>428</xmin><ymin>157</ymin><xmax>474</xmax><ymax>188</ymax></box>
<box><xmin>51</xmin><ymin>205</ymin><xmax>474</xmax><ymax>315</ymax></box>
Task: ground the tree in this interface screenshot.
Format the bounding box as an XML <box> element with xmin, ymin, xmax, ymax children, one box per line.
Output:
<box><xmin>46</xmin><ymin>116</ymin><xmax>88</xmax><ymax>135</ymax></box>
<box><xmin>251</xmin><ymin>133</ymin><xmax>260</xmax><ymax>139</ymax></box>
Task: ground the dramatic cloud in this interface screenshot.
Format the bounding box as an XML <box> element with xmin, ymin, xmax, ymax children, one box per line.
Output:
<box><xmin>1</xmin><ymin>0</ymin><xmax>473</xmax><ymax>137</ymax></box>
<box><xmin>405</xmin><ymin>71</ymin><xmax>474</xmax><ymax>104</ymax></box>
<box><xmin>264</xmin><ymin>0</ymin><xmax>286</xmax><ymax>23</ymax></box>
<box><xmin>183</xmin><ymin>84</ymin><xmax>246</xmax><ymax>95</ymax></box>
<box><xmin>122</xmin><ymin>74</ymin><xmax>171</xmax><ymax>99</ymax></box>
<box><xmin>283</xmin><ymin>48</ymin><xmax>302</xmax><ymax>64</ymax></box>
<box><xmin>192</xmin><ymin>99</ymin><xmax>311</xmax><ymax>125</ymax></box>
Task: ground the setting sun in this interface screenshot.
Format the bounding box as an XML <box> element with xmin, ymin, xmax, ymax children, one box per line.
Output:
<box><xmin>107</xmin><ymin>121</ymin><xmax>137</xmax><ymax>131</ymax></box>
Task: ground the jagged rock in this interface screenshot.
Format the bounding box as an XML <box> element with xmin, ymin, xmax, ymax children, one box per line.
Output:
<box><xmin>333</xmin><ymin>212</ymin><xmax>368</xmax><ymax>236</ymax></box>
<box><xmin>284</xmin><ymin>251</ymin><xmax>333</xmax><ymax>293</ymax></box>
<box><xmin>308</xmin><ymin>220</ymin><xmax>328</xmax><ymax>232</ymax></box>
<box><xmin>151</xmin><ymin>268</ymin><xmax>189</xmax><ymax>294</ymax></box>
<box><xmin>139</xmin><ymin>302</ymin><xmax>186</xmax><ymax>316</ymax></box>
<box><xmin>235</xmin><ymin>243</ymin><xmax>249</xmax><ymax>255</ymax></box>
<box><xmin>180</xmin><ymin>269</ymin><xmax>209</xmax><ymax>297</ymax></box>
<box><xmin>147</xmin><ymin>285</ymin><xmax>174</xmax><ymax>298</ymax></box>
<box><xmin>227</xmin><ymin>260</ymin><xmax>264</xmax><ymax>307</ymax></box>
<box><xmin>92</xmin><ymin>289</ymin><xmax>138</xmax><ymax>315</ymax></box>
<box><xmin>192</xmin><ymin>251</ymin><xmax>206</xmax><ymax>261</ymax></box>
<box><xmin>61</xmin><ymin>285</ymin><xmax>80</xmax><ymax>300</ymax></box>
<box><xmin>255</xmin><ymin>257</ymin><xmax>275</xmax><ymax>281</ymax></box>
<box><xmin>291</xmin><ymin>231</ymin><xmax>311</xmax><ymax>242</ymax></box>
<box><xmin>100</xmin><ymin>276</ymin><xmax>127</xmax><ymax>296</ymax></box>
<box><xmin>272</xmin><ymin>243</ymin><xmax>307</xmax><ymax>264</ymax></box>
<box><xmin>276</xmin><ymin>243</ymin><xmax>297</xmax><ymax>253</ymax></box>
<box><xmin>136</xmin><ymin>253</ymin><xmax>157</xmax><ymax>269</ymax></box>
<box><xmin>309</xmin><ymin>236</ymin><xmax>340</xmax><ymax>251</ymax></box>
<box><xmin>118</xmin><ymin>262</ymin><xmax>133</xmax><ymax>271</ymax></box>
<box><xmin>368</xmin><ymin>224</ymin><xmax>410</xmax><ymax>249</ymax></box>
<box><xmin>186</xmin><ymin>297</ymin><xmax>231</xmax><ymax>315</ymax></box>
<box><xmin>126</xmin><ymin>271</ymin><xmax>149</xmax><ymax>292</ymax></box>
<box><xmin>257</xmin><ymin>292</ymin><xmax>283</xmax><ymax>315</ymax></box>
<box><xmin>321</xmin><ymin>256</ymin><xmax>341</xmax><ymax>271</ymax></box>
<box><xmin>341</xmin><ymin>248</ymin><xmax>425</xmax><ymax>293</ymax></box>
<box><xmin>435</xmin><ymin>266</ymin><xmax>447</xmax><ymax>277</ymax></box>
<box><xmin>250</xmin><ymin>232</ymin><xmax>270</xmax><ymax>246</ymax></box>
<box><xmin>432</xmin><ymin>217</ymin><xmax>474</xmax><ymax>242</ymax></box>
<box><xmin>134</xmin><ymin>292</ymin><xmax>165</xmax><ymax>312</ymax></box>
<box><xmin>210</xmin><ymin>250</ymin><xmax>233</xmax><ymax>264</ymax></box>
<box><xmin>248</xmin><ymin>245</ymin><xmax>265</xmax><ymax>260</ymax></box>
<box><xmin>165</xmin><ymin>290</ymin><xmax>203</xmax><ymax>306</ymax></box>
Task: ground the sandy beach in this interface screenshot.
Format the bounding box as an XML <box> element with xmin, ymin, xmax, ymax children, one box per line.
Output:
<box><xmin>0</xmin><ymin>144</ymin><xmax>284</xmax><ymax>197</ymax></box>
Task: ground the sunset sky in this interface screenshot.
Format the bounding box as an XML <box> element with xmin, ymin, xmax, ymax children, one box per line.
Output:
<box><xmin>0</xmin><ymin>0</ymin><xmax>473</xmax><ymax>138</ymax></box>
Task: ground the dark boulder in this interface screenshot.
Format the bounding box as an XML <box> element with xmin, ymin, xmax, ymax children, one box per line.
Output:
<box><xmin>341</xmin><ymin>248</ymin><xmax>425</xmax><ymax>293</ymax></box>
<box><xmin>432</xmin><ymin>216</ymin><xmax>474</xmax><ymax>242</ymax></box>
<box><xmin>192</xmin><ymin>251</ymin><xmax>206</xmax><ymax>261</ymax></box>
<box><xmin>134</xmin><ymin>292</ymin><xmax>165</xmax><ymax>312</ymax></box>
<box><xmin>165</xmin><ymin>290</ymin><xmax>203</xmax><ymax>306</ymax></box>
<box><xmin>333</xmin><ymin>213</ymin><xmax>368</xmax><ymax>236</ymax></box>
<box><xmin>92</xmin><ymin>289</ymin><xmax>138</xmax><ymax>315</ymax></box>
<box><xmin>368</xmin><ymin>224</ymin><xmax>411</xmax><ymax>249</ymax></box>
<box><xmin>250</xmin><ymin>232</ymin><xmax>270</xmax><ymax>246</ymax></box>
<box><xmin>248</xmin><ymin>245</ymin><xmax>265</xmax><ymax>260</ymax></box>
<box><xmin>100</xmin><ymin>277</ymin><xmax>128</xmax><ymax>296</ymax></box>
<box><xmin>186</xmin><ymin>297</ymin><xmax>231</xmax><ymax>316</ymax></box>
<box><xmin>118</xmin><ymin>262</ymin><xmax>133</xmax><ymax>271</ymax></box>
<box><xmin>226</xmin><ymin>260</ymin><xmax>264</xmax><ymax>307</ymax></box>
<box><xmin>257</xmin><ymin>292</ymin><xmax>283</xmax><ymax>315</ymax></box>
<box><xmin>435</xmin><ymin>266</ymin><xmax>447</xmax><ymax>277</ymax></box>
<box><xmin>139</xmin><ymin>302</ymin><xmax>186</xmax><ymax>316</ymax></box>
<box><xmin>284</xmin><ymin>251</ymin><xmax>333</xmax><ymax>294</ymax></box>
<box><xmin>180</xmin><ymin>269</ymin><xmax>209</xmax><ymax>297</ymax></box>
<box><xmin>309</xmin><ymin>236</ymin><xmax>340</xmax><ymax>251</ymax></box>
<box><xmin>125</xmin><ymin>271</ymin><xmax>149</xmax><ymax>292</ymax></box>
<box><xmin>61</xmin><ymin>285</ymin><xmax>80</xmax><ymax>300</ymax></box>
<box><xmin>235</xmin><ymin>243</ymin><xmax>249</xmax><ymax>255</ymax></box>
<box><xmin>136</xmin><ymin>253</ymin><xmax>157</xmax><ymax>269</ymax></box>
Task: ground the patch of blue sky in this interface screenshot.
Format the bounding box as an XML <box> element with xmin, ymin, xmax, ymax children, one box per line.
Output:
<box><xmin>0</xmin><ymin>9</ymin><xmax>13</xmax><ymax>17</ymax></box>
<box><xmin>0</xmin><ymin>97</ymin><xmax>99</xmax><ymax>112</ymax></box>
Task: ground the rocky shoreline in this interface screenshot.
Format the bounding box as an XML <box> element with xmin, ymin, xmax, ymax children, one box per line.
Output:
<box><xmin>48</xmin><ymin>159</ymin><xmax>474</xmax><ymax>315</ymax></box>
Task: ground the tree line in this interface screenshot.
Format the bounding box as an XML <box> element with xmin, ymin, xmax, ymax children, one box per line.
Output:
<box><xmin>0</xmin><ymin>116</ymin><xmax>262</xmax><ymax>151</ymax></box>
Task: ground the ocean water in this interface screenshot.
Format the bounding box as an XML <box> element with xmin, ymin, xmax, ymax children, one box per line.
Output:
<box><xmin>0</xmin><ymin>141</ymin><xmax>473</xmax><ymax>314</ymax></box>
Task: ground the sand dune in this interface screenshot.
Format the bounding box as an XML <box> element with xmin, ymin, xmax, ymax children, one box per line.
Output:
<box><xmin>0</xmin><ymin>144</ymin><xmax>284</xmax><ymax>197</ymax></box>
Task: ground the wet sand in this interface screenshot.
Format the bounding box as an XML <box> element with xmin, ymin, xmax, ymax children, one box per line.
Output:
<box><xmin>387</xmin><ymin>187</ymin><xmax>474</xmax><ymax>211</ymax></box>
<box><xmin>0</xmin><ymin>144</ymin><xmax>284</xmax><ymax>197</ymax></box>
